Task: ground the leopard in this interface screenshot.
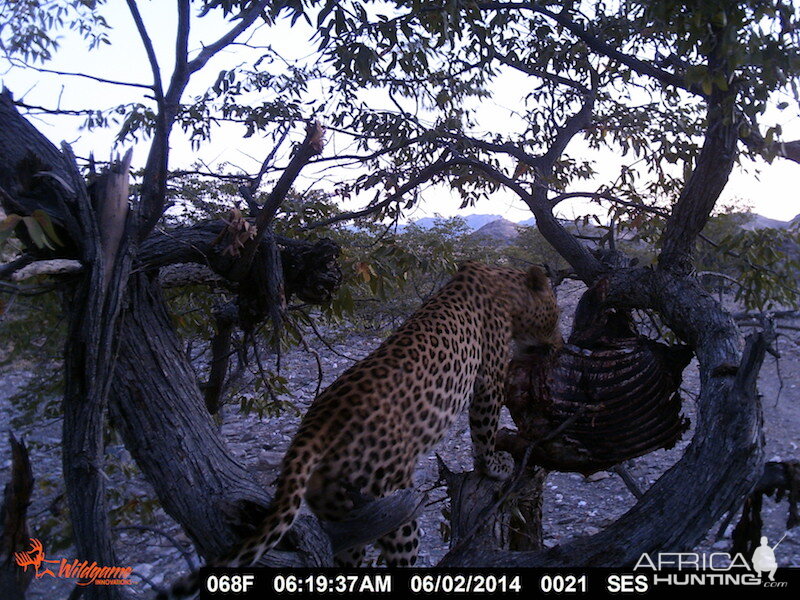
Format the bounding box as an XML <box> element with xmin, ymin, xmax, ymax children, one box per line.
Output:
<box><xmin>162</xmin><ymin>261</ymin><xmax>561</xmax><ymax>598</ymax></box>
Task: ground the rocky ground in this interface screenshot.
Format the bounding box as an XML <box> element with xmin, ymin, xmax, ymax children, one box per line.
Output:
<box><xmin>1</xmin><ymin>282</ymin><xmax>798</xmax><ymax>598</ymax></box>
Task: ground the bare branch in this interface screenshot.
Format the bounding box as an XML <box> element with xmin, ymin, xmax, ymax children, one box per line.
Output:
<box><xmin>11</xmin><ymin>100</ymin><xmax>106</xmax><ymax>117</ymax></box>
<box><xmin>239</xmin><ymin>125</ymin><xmax>291</xmax><ymax>213</ymax></box>
<box><xmin>186</xmin><ymin>1</ymin><xmax>272</xmax><ymax>76</ymax></box>
<box><xmin>125</xmin><ymin>0</ymin><xmax>164</xmax><ymax>104</ymax></box>
<box><xmin>0</xmin><ymin>254</ymin><xmax>35</xmax><ymax>280</ymax></box>
<box><xmin>493</xmin><ymin>52</ymin><xmax>590</xmax><ymax>93</ymax></box>
<box><xmin>96</xmin><ymin>150</ymin><xmax>133</xmax><ymax>288</ymax></box>
<box><xmin>304</xmin><ymin>151</ymin><xmax>457</xmax><ymax>230</ymax></box>
<box><xmin>437</xmin><ymin>131</ymin><xmax>542</xmax><ymax>169</ymax></box>
<box><xmin>6</xmin><ymin>259</ymin><xmax>82</xmax><ymax>282</ymax></box>
<box><xmin>6</xmin><ymin>59</ymin><xmax>151</xmax><ymax>90</ymax></box>
<box><xmin>550</xmin><ymin>191</ymin><xmax>669</xmax><ymax>216</ymax></box>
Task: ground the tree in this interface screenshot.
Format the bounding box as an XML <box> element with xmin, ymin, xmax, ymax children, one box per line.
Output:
<box><xmin>308</xmin><ymin>0</ymin><xmax>800</xmax><ymax>566</ymax></box>
<box><xmin>1</xmin><ymin>3</ymin><xmax>342</xmax><ymax>599</ymax></box>
<box><xmin>1</xmin><ymin>0</ymin><xmax>799</xmax><ymax>594</ymax></box>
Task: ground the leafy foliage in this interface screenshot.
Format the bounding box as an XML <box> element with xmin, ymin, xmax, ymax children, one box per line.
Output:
<box><xmin>0</xmin><ymin>0</ymin><xmax>110</xmax><ymax>63</ymax></box>
<box><xmin>710</xmin><ymin>220</ymin><xmax>800</xmax><ymax>310</ymax></box>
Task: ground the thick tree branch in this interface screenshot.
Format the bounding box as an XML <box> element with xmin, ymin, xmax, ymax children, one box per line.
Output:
<box><xmin>740</xmin><ymin>124</ymin><xmax>800</xmax><ymax>165</ymax></box>
<box><xmin>239</xmin><ymin>126</ymin><xmax>291</xmax><ymax>213</ymax></box>
<box><xmin>173</xmin><ymin>0</ymin><xmax>190</xmax><ymax>84</ymax></box>
<box><xmin>228</xmin><ymin>121</ymin><xmax>325</xmax><ymax>283</ymax></box>
<box><xmin>659</xmin><ymin>102</ymin><xmax>739</xmax><ymax>272</ymax></box>
<box><xmin>541</xmin><ymin>66</ymin><xmax>598</xmax><ymax>165</ymax></box>
<box><xmin>450</xmin><ymin>155</ymin><xmax>603</xmax><ymax>278</ymax></box>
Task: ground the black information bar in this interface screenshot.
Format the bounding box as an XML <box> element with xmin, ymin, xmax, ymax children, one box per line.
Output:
<box><xmin>197</xmin><ymin>567</ymin><xmax>798</xmax><ymax>598</ymax></box>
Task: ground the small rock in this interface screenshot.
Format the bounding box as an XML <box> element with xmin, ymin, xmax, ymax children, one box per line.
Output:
<box><xmin>585</xmin><ymin>471</ymin><xmax>610</xmax><ymax>482</ymax></box>
<box><xmin>137</xmin><ymin>563</ymin><xmax>153</xmax><ymax>578</ymax></box>
<box><xmin>260</xmin><ymin>451</ymin><xmax>284</xmax><ymax>465</ymax></box>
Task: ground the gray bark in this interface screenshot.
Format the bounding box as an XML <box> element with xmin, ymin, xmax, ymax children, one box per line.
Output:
<box><xmin>0</xmin><ymin>90</ymin><xmax>130</xmax><ymax>600</ymax></box>
<box><xmin>107</xmin><ymin>273</ymin><xmax>273</xmax><ymax>559</ymax></box>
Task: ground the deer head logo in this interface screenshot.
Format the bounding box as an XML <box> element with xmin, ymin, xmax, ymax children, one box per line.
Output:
<box><xmin>13</xmin><ymin>538</ymin><xmax>57</xmax><ymax>579</ymax></box>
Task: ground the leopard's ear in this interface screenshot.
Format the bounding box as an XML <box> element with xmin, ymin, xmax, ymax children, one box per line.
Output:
<box><xmin>525</xmin><ymin>265</ymin><xmax>549</xmax><ymax>292</ymax></box>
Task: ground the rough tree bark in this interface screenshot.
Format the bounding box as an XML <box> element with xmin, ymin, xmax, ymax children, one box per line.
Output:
<box><xmin>0</xmin><ymin>90</ymin><xmax>132</xmax><ymax>600</ymax></box>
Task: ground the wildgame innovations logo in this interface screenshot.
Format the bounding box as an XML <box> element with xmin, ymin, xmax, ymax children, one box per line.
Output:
<box><xmin>14</xmin><ymin>538</ymin><xmax>135</xmax><ymax>586</ymax></box>
<box><xmin>634</xmin><ymin>535</ymin><xmax>789</xmax><ymax>589</ymax></box>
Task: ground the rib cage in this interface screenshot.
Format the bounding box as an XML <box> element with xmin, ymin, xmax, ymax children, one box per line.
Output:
<box><xmin>504</xmin><ymin>282</ymin><xmax>693</xmax><ymax>474</ymax></box>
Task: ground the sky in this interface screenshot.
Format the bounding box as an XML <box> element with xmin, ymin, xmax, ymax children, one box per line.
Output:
<box><xmin>2</xmin><ymin>2</ymin><xmax>799</xmax><ymax>224</ymax></box>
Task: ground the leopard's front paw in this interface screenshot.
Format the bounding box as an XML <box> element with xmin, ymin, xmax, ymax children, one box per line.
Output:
<box><xmin>476</xmin><ymin>450</ymin><xmax>515</xmax><ymax>481</ymax></box>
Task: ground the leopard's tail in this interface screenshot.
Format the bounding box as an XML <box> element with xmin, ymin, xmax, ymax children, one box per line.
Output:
<box><xmin>227</xmin><ymin>426</ymin><xmax>329</xmax><ymax>566</ymax></box>
<box><xmin>159</xmin><ymin>419</ymin><xmax>333</xmax><ymax>599</ymax></box>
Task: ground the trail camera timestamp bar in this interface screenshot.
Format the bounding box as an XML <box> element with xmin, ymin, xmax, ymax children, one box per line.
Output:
<box><xmin>199</xmin><ymin>567</ymin><xmax>798</xmax><ymax>598</ymax></box>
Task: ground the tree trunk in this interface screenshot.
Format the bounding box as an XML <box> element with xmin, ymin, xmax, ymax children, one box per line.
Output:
<box><xmin>0</xmin><ymin>93</ymin><xmax>344</xmax><ymax>587</ymax></box>
<box><xmin>0</xmin><ymin>90</ymin><xmax>132</xmax><ymax>600</ymax></box>
<box><xmin>107</xmin><ymin>273</ymin><xmax>273</xmax><ymax>559</ymax></box>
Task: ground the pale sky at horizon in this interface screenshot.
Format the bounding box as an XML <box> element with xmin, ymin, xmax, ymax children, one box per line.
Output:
<box><xmin>2</xmin><ymin>2</ymin><xmax>799</xmax><ymax>224</ymax></box>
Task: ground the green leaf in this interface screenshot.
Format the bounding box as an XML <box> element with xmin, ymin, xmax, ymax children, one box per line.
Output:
<box><xmin>31</xmin><ymin>209</ymin><xmax>63</xmax><ymax>246</ymax></box>
<box><xmin>22</xmin><ymin>216</ymin><xmax>54</xmax><ymax>250</ymax></box>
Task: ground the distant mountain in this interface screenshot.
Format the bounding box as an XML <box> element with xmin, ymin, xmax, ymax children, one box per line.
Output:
<box><xmin>405</xmin><ymin>214</ymin><xmax>504</xmax><ymax>231</ymax></box>
<box><xmin>740</xmin><ymin>212</ymin><xmax>794</xmax><ymax>231</ymax></box>
<box><xmin>469</xmin><ymin>218</ymin><xmax>521</xmax><ymax>244</ymax></box>
<box><xmin>400</xmin><ymin>211</ymin><xmax>793</xmax><ymax>237</ymax></box>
